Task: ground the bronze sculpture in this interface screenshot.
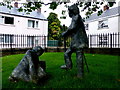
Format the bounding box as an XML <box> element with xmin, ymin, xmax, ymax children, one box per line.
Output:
<box><xmin>61</xmin><ymin>4</ymin><xmax>88</xmax><ymax>78</ymax></box>
<box><xmin>9</xmin><ymin>46</ymin><xmax>46</xmax><ymax>83</ymax></box>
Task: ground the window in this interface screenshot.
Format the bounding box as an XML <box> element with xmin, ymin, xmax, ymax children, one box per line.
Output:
<box><xmin>27</xmin><ymin>36</ymin><xmax>34</xmax><ymax>46</ymax></box>
<box><xmin>5</xmin><ymin>17</ymin><xmax>14</xmax><ymax>24</ymax></box>
<box><xmin>34</xmin><ymin>37</ymin><xmax>38</xmax><ymax>45</ymax></box>
<box><xmin>36</xmin><ymin>21</ymin><xmax>38</xmax><ymax>28</ymax></box>
<box><xmin>0</xmin><ymin>15</ymin><xmax>14</xmax><ymax>25</ymax></box>
<box><xmin>85</xmin><ymin>24</ymin><xmax>88</xmax><ymax>30</ymax></box>
<box><xmin>28</xmin><ymin>20</ymin><xmax>39</xmax><ymax>28</ymax></box>
<box><xmin>27</xmin><ymin>36</ymin><xmax>39</xmax><ymax>46</ymax></box>
<box><xmin>0</xmin><ymin>35</ymin><xmax>14</xmax><ymax>43</ymax></box>
<box><xmin>0</xmin><ymin>35</ymin><xmax>4</xmax><ymax>43</ymax></box>
<box><xmin>99</xmin><ymin>35</ymin><xmax>108</xmax><ymax>46</ymax></box>
<box><xmin>98</xmin><ymin>20</ymin><xmax>108</xmax><ymax>29</ymax></box>
<box><xmin>5</xmin><ymin>35</ymin><xmax>14</xmax><ymax>43</ymax></box>
<box><xmin>28</xmin><ymin>20</ymin><xmax>35</xmax><ymax>28</ymax></box>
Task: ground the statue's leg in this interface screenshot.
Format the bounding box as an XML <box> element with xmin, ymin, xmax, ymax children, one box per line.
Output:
<box><xmin>61</xmin><ymin>48</ymin><xmax>73</xmax><ymax>69</ymax></box>
<box><xmin>76</xmin><ymin>49</ymin><xmax>84</xmax><ymax>78</ymax></box>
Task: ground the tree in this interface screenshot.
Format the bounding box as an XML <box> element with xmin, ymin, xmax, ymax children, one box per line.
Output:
<box><xmin>0</xmin><ymin>0</ymin><xmax>116</xmax><ymax>19</ymax></box>
<box><xmin>47</xmin><ymin>12</ymin><xmax>61</xmax><ymax>40</ymax></box>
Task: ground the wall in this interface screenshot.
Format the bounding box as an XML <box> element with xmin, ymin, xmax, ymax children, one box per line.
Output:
<box><xmin>118</xmin><ymin>16</ymin><xmax>120</xmax><ymax>32</ymax></box>
<box><xmin>0</xmin><ymin>13</ymin><xmax>48</xmax><ymax>36</ymax></box>
<box><xmin>85</xmin><ymin>16</ymin><xmax>120</xmax><ymax>48</ymax></box>
<box><xmin>86</xmin><ymin>16</ymin><xmax>119</xmax><ymax>35</ymax></box>
<box><xmin>0</xmin><ymin>13</ymin><xmax>48</xmax><ymax>48</ymax></box>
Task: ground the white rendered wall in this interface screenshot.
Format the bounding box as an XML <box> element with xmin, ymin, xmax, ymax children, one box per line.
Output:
<box><xmin>118</xmin><ymin>16</ymin><xmax>120</xmax><ymax>32</ymax></box>
<box><xmin>0</xmin><ymin>13</ymin><xmax>48</xmax><ymax>36</ymax></box>
<box><xmin>0</xmin><ymin>13</ymin><xmax>48</xmax><ymax>48</ymax></box>
<box><xmin>85</xmin><ymin>16</ymin><xmax>120</xmax><ymax>48</ymax></box>
<box><xmin>86</xmin><ymin>16</ymin><xmax>119</xmax><ymax>35</ymax></box>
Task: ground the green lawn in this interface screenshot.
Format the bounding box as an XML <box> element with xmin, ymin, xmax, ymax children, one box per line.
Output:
<box><xmin>1</xmin><ymin>52</ymin><xmax>120</xmax><ymax>88</ymax></box>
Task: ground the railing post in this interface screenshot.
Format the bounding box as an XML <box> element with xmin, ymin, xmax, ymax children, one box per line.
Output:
<box><xmin>10</xmin><ymin>34</ymin><xmax>13</xmax><ymax>54</ymax></box>
<box><xmin>90</xmin><ymin>35</ymin><xmax>92</xmax><ymax>48</ymax></box>
<box><xmin>110</xmin><ymin>34</ymin><xmax>112</xmax><ymax>49</ymax></box>
<box><xmin>32</xmin><ymin>36</ymin><xmax>34</xmax><ymax>48</ymax></box>
<box><xmin>3</xmin><ymin>34</ymin><xmax>4</xmax><ymax>48</ymax></box>
<box><xmin>110</xmin><ymin>34</ymin><xmax>113</xmax><ymax>54</ymax></box>
<box><xmin>44</xmin><ymin>35</ymin><xmax>46</xmax><ymax>47</ymax></box>
<box><xmin>118</xmin><ymin>32</ymin><xmax>120</xmax><ymax>48</ymax></box>
<box><xmin>89</xmin><ymin>34</ymin><xmax>92</xmax><ymax>53</ymax></box>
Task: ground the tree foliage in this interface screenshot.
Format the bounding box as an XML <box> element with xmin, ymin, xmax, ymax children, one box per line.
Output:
<box><xmin>47</xmin><ymin>12</ymin><xmax>62</xmax><ymax>40</ymax></box>
<box><xmin>0</xmin><ymin>1</ymin><xmax>116</xmax><ymax>18</ymax></box>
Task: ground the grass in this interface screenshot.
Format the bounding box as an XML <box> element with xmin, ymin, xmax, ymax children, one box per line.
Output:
<box><xmin>1</xmin><ymin>52</ymin><xmax>120</xmax><ymax>88</ymax></box>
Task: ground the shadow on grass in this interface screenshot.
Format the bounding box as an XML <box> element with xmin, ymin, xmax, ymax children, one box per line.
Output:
<box><xmin>37</xmin><ymin>73</ymin><xmax>52</xmax><ymax>86</ymax></box>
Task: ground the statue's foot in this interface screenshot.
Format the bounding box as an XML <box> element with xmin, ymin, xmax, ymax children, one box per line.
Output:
<box><xmin>60</xmin><ymin>65</ymin><xmax>72</xmax><ymax>70</ymax></box>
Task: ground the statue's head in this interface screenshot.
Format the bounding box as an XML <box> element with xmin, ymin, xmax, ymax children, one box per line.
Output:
<box><xmin>68</xmin><ymin>4</ymin><xmax>79</xmax><ymax>17</ymax></box>
<box><xmin>32</xmin><ymin>46</ymin><xmax>44</xmax><ymax>56</ymax></box>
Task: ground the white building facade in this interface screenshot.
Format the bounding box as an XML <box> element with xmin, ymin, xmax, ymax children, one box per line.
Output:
<box><xmin>0</xmin><ymin>6</ymin><xmax>48</xmax><ymax>49</ymax></box>
<box><xmin>85</xmin><ymin>6</ymin><xmax>120</xmax><ymax>48</ymax></box>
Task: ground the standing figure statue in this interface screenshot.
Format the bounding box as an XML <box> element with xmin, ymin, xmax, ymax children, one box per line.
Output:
<box><xmin>9</xmin><ymin>46</ymin><xmax>46</xmax><ymax>84</ymax></box>
<box><xmin>61</xmin><ymin>4</ymin><xmax>88</xmax><ymax>78</ymax></box>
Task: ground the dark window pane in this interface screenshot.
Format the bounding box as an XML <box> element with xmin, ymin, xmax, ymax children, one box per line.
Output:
<box><xmin>5</xmin><ymin>17</ymin><xmax>14</xmax><ymax>24</ymax></box>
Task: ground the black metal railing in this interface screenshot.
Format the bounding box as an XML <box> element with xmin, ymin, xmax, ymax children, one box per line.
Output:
<box><xmin>88</xmin><ymin>32</ymin><xmax>120</xmax><ymax>48</ymax></box>
<box><xmin>0</xmin><ymin>32</ymin><xmax>120</xmax><ymax>50</ymax></box>
<box><xmin>0</xmin><ymin>34</ymin><xmax>47</xmax><ymax>49</ymax></box>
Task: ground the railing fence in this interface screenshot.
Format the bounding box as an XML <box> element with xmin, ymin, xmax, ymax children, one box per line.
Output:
<box><xmin>89</xmin><ymin>32</ymin><xmax>120</xmax><ymax>48</ymax></box>
<box><xmin>0</xmin><ymin>34</ymin><xmax>47</xmax><ymax>49</ymax></box>
<box><xmin>0</xmin><ymin>32</ymin><xmax>120</xmax><ymax>52</ymax></box>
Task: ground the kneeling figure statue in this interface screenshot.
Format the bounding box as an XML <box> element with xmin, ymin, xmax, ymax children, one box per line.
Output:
<box><xmin>9</xmin><ymin>46</ymin><xmax>46</xmax><ymax>84</ymax></box>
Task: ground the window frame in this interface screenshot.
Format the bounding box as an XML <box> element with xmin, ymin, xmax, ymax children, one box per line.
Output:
<box><xmin>99</xmin><ymin>35</ymin><xmax>108</xmax><ymax>46</ymax></box>
<box><xmin>27</xmin><ymin>36</ymin><xmax>34</xmax><ymax>46</ymax></box>
<box><xmin>0</xmin><ymin>16</ymin><xmax>4</xmax><ymax>24</ymax></box>
<box><xmin>98</xmin><ymin>19</ymin><xmax>109</xmax><ymax>30</ymax></box>
<box><xmin>28</xmin><ymin>20</ymin><xmax>39</xmax><ymax>29</ymax></box>
<box><xmin>0</xmin><ymin>15</ymin><xmax>14</xmax><ymax>25</ymax></box>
